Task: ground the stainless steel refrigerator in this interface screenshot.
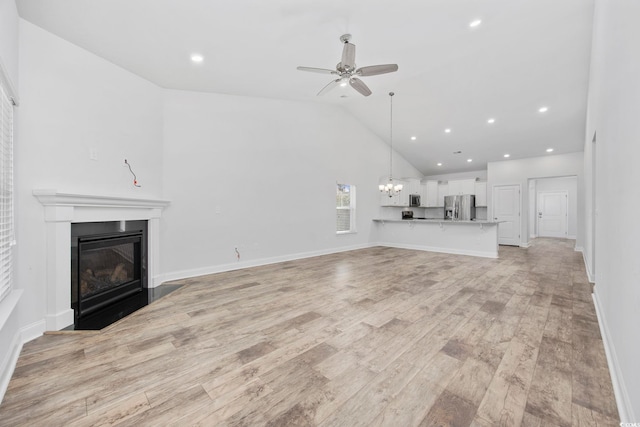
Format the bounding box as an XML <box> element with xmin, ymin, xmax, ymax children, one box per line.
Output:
<box><xmin>444</xmin><ymin>195</ymin><xmax>476</xmax><ymax>220</ymax></box>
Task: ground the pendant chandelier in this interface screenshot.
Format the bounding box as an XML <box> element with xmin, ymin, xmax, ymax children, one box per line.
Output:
<box><xmin>379</xmin><ymin>91</ymin><xmax>403</xmax><ymax>197</ymax></box>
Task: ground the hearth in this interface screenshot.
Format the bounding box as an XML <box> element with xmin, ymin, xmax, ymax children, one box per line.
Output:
<box><xmin>71</xmin><ymin>221</ymin><xmax>148</xmax><ymax>329</ymax></box>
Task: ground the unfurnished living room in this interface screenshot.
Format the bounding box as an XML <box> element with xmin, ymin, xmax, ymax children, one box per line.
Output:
<box><xmin>0</xmin><ymin>0</ymin><xmax>638</xmax><ymax>426</ymax></box>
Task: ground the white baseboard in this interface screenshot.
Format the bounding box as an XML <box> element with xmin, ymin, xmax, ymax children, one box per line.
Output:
<box><xmin>45</xmin><ymin>309</ymin><xmax>74</xmax><ymax>332</ymax></box>
<box><xmin>592</xmin><ymin>291</ymin><xmax>635</xmax><ymax>422</ymax></box>
<box><xmin>520</xmin><ymin>242</ymin><xmax>531</xmax><ymax>248</ymax></box>
<box><xmin>0</xmin><ymin>327</ymin><xmax>22</xmax><ymax>405</ymax></box>
<box><xmin>575</xmin><ymin>246</ymin><xmax>595</xmax><ymax>283</ymax></box>
<box><xmin>376</xmin><ymin>242</ymin><xmax>498</xmax><ymax>259</ymax></box>
<box><xmin>156</xmin><ymin>243</ymin><xmax>376</xmax><ymax>284</ymax></box>
<box><xmin>21</xmin><ymin>320</ymin><xmax>46</xmax><ymax>344</ymax></box>
<box><xmin>0</xmin><ymin>290</ymin><xmax>23</xmax><ymax>404</ymax></box>
<box><xmin>0</xmin><ymin>320</ymin><xmax>46</xmax><ymax>404</ymax></box>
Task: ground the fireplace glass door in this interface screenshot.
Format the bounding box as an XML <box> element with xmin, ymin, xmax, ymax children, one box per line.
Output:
<box><xmin>75</xmin><ymin>232</ymin><xmax>143</xmax><ymax>319</ymax></box>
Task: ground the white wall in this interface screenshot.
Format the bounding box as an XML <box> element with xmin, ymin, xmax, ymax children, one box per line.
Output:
<box><xmin>585</xmin><ymin>0</ymin><xmax>640</xmax><ymax>420</ymax></box>
<box><xmin>16</xmin><ymin>20</ymin><xmax>164</xmax><ymax>331</ymax></box>
<box><xmin>159</xmin><ymin>89</ymin><xmax>421</xmax><ymax>281</ymax></box>
<box><xmin>0</xmin><ymin>0</ymin><xmax>19</xmax><ymax>87</ymax></box>
<box><xmin>487</xmin><ymin>152</ymin><xmax>584</xmax><ymax>248</ymax></box>
<box><xmin>533</xmin><ymin>176</ymin><xmax>578</xmax><ymax>238</ymax></box>
<box><xmin>0</xmin><ymin>0</ymin><xmax>21</xmax><ymax>404</ymax></box>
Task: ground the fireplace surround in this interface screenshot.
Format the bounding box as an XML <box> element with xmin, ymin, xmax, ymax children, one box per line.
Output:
<box><xmin>34</xmin><ymin>190</ymin><xmax>170</xmax><ymax>331</ymax></box>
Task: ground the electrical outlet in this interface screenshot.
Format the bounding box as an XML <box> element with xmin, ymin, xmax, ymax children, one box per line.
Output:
<box><xmin>215</xmin><ymin>206</ymin><xmax>221</xmax><ymax>214</ymax></box>
<box><xmin>89</xmin><ymin>148</ymin><xmax>98</xmax><ymax>161</ymax></box>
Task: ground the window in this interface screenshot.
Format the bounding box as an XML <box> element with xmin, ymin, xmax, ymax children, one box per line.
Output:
<box><xmin>0</xmin><ymin>70</ymin><xmax>15</xmax><ymax>303</ymax></box>
<box><xmin>336</xmin><ymin>183</ymin><xmax>356</xmax><ymax>234</ymax></box>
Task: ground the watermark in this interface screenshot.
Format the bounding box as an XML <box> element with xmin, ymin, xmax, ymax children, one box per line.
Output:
<box><xmin>620</xmin><ymin>423</ymin><xmax>640</xmax><ymax>427</ymax></box>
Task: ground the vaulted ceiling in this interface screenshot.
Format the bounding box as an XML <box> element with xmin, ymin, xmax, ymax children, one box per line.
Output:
<box><xmin>17</xmin><ymin>0</ymin><xmax>594</xmax><ymax>176</ymax></box>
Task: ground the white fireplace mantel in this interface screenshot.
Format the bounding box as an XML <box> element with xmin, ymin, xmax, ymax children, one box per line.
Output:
<box><xmin>33</xmin><ymin>190</ymin><xmax>171</xmax><ymax>331</ymax></box>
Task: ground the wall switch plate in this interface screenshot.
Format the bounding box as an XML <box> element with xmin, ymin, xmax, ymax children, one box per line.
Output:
<box><xmin>89</xmin><ymin>148</ymin><xmax>98</xmax><ymax>161</ymax></box>
<box><xmin>215</xmin><ymin>206</ymin><xmax>221</xmax><ymax>214</ymax></box>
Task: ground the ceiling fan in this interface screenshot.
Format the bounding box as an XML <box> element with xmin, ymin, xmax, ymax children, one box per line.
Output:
<box><xmin>297</xmin><ymin>34</ymin><xmax>398</xmax><ymax>97</ymax></box>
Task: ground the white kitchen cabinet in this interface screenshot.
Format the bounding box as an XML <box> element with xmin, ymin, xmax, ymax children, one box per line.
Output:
<box><xmin>475</xmin><ymin>181</ymin><xmax>487</xmax><ymax>206</ymax></box>
<box><xmin>398</xmin><ymin>181</ymin><xmax>410</xmax><ymax>206</ymax></box>
<box><xmin>422</xmin><ymin>180</ymin><xmax>439</xmax><ymax>207</ymax></box>
<box><xmin>419</xmin><ymin>182</ymin><xmax>427</xmax><ymax>207</ymax></box>
<box><xmin>462</xmin><ymin>179</ymin><xmax>476</xmax><ymax>195</ymax></box>
<box><xmin>380</xmin><ymin>191</ymin><xmax>398</xmax><ymax>206</ymax></box>
<box><xmin>405</xmin><ymin>178</ymin><xmax>421</xmax><ymax>197</ymax></box>
<box><xmin>437</xmin><ymin>182</ymin><xmax>449</xmax><ymax>206</ymax></box>
<box><xmin>447</xmin><ymin>180</ymin><xmax>462</xmax><ymax>196</ymax></box>
<box><xmin>447</xmin><ymin>179</ymin><xmax>476</xmax><ymax>196</ymax></box>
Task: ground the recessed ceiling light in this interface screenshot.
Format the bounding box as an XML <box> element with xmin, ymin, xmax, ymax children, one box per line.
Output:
<box><xmin>546</xmin><ymin>148</ymin><xmax>554</xmax><ymax>153</ymax></box>
<box><xmin>437</xmin><ymin>162</ymin><xmax>442</xmax><ymax>166</ymax></box>
<box><xmin>191</xmin><ymin>54</ymin><xmax>204</xmax><ymax>63</ymax></box>
<box><xmin>467</xmin><ymin>158</ymin><xmax>473</xmax><ymax>162</ymax></box>
<box><xmin>410</xmin><ymin>136</ymin><xmax>417</xmax><ymax>141</ymax></box>
<box><xmin>445</xmin><ymin>128</ymin><xmax>451</xmax><ymax>133</ymax></box>
<box><xmin>487</xmin><ymin>118</ymin><xmax>495</xmax><ymax>124</ymax></box>
<box><xmin>504</xmin><ymin>154</ymin><xmax>510</xmax><ymax>158</ymax></box>
<box><xmin>469</xmin><ymin>19</ymin><xmax>482</xmax><ymax>28</ymax></box>
<box><xmin>539</xmin><ymin>106</ymin><xmax>549</xmax><ymax>113</ymax></box>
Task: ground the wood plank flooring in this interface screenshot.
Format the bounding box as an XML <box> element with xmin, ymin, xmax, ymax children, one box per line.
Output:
<box><xmin>0</xmin><ymin>238</ymin><xmax>619</xmax><ymax>426</ymax></box>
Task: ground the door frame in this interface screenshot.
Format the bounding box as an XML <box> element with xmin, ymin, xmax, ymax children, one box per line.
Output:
<box><xmin>536</xmin><ymin>190</ymin><xmax>568</xmax><ymax>238</ymax></box>
<box><xmin>492</xmin><ymin>183</ymin><xmax>522</xmax><ymax>247</ymax></box>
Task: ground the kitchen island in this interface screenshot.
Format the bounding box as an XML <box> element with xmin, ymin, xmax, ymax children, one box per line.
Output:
<box><xmin>372</xmin><ymin>219</ymin><xmax>500</xmax><ymax>258</ymax></box>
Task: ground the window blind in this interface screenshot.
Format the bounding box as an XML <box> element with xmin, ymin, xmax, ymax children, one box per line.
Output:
<box><xmin>0</xmin><ymin>78</ymin><xmax>14</xmax><ymax>303</ymax></box>
<box><xmin>336</xmin><ymin>184</ymin><xmax>356</xmax><ymax>233</ymax></box>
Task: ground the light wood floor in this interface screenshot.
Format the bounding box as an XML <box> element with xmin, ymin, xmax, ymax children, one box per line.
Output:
<box><xmin>0</xmin><ymin>238</ymin><xmax>618</xmax><ymax>426</ymax></box>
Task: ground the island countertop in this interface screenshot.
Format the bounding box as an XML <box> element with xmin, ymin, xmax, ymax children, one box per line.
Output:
<box><xmin>372</xmin><ymin>218</ymin><xmax>500</xmax><ymax>258</ymax></box>
<box><xmin>372</xmin><ymin>218</ymin><xmax>500</xmax><ymax>225</ymax></box>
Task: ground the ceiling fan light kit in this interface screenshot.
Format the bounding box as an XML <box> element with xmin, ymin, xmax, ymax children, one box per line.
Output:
<box><xmin>297</xmin><ymin>34</ymin><xmax>398</xmax><ymax>97</ymax></box>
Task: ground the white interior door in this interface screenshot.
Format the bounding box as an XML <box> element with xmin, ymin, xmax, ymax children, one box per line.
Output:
<box><xmin>537</xmin><ymin>191</ymin><xmax>568</xmax><ymax>238</ymax></box>
<box><xmin>493</xmin><ymin>184</ymin><xmax>520</xmax><ymax>246</ymax></box>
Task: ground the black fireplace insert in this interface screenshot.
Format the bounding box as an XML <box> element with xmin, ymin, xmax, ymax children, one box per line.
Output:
<box><xmin>71</xmin><ymin>221</ymin><xmax>148</xmax><ymax>329</ymax></box>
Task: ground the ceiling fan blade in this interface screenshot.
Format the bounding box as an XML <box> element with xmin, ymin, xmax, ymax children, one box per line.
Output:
<box><xmin>297</xmin><ymin>66</ymin><xmax>338</xmax><ymax>75</ymax></box>
<box><xmin>317</xmin><ymin>79</ymin><xmax>341</xmax><ymax>96</ymax></box>
<box><xmin>349</xmin><ymin>77</ymin><xmax>372</xmax><ymax>97</ymax></box>
<box><xmin>341</xmin><ymin>42</ymin><xmax>356</xmax><ymax>70</ymax></box>
<box><xmin>356</xmin><ymin>64</ymin><xmax>399</xmax><ymax>76</ymax></box>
